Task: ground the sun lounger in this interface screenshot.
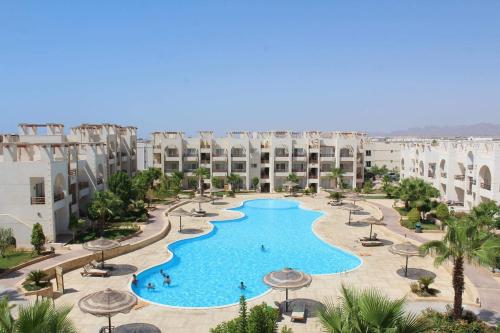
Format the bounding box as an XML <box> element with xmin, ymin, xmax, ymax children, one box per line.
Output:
<box><xmin>90</xmin><ymin>260</ymin><xmax>104</xmax><ymax>269</ymax></box>
<box><xmin>291</xmin><ymin>303</ymin><xmax>306</xmax><ymax>322</ymax></box>
<box><xmin>359</xmin><ymin>233</ymin><xmax>378</xmax><ymax>241</ymax></box>
<box><xmin>81</xmin><ymin>264</ymin><xmax>109</xmax><ymax>277</ymax></box>
<box><xmin>361</xmin><ymin>240</ymin><xmax>383</xmax><ymax>247</ymax></box>
<box><xmin>190</xmin><ymin>208</ymin><xmax>206</xmax><ymax>217</ymax></box>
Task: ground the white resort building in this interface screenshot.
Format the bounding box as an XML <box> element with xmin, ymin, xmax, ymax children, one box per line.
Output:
<box><xmin>400</xmin><ymin>138</ymin><xmax>500</xmax><ymax>210</ymax></box>
<box><xmin>149</xmin><ymin>131</ymin><xmax>366</xmax><ymax>193</ymax></box>
<box><xmin>0</xmin><ymin>123</ymin><xmax>137</xmax><ymax>247</ymax></box>
<box><xmin>363</xmin><ymin>137</ymin><xmax>403</xmax><ymax>170</ymax></box>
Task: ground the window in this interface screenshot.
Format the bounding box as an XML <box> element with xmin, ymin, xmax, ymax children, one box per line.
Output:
<box><xmin>365</xmin><ymin>150</ymin><xmax>372</xmax><ymax>156</ymax></box>
<box><xmin>251</xmin><ymin>164</ymin><xmax>257</xmax><ymax>168</ymax></box>
<box><xmin>366</xmin><ymin>161</ymin><xmax>372</xmax><ymax>167</ymax></box>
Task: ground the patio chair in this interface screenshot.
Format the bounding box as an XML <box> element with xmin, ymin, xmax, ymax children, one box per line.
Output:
<box><xmin>80</xmin><ymin>264</ymin><xmax>110</xmax><ymax>277</ymax></box>
<box><xmin>291</xmin><ymin>303</ymin><xmax>306</xmax><ymax>322</ymax></box>
<box><xmin>359</xmin><ymin>233</ymin><xmax>378</xmax><ymax>241</ymax></box>
<box><xmin>90</xmin><ymin>259</ymin><xmax>104</xmax><ymax>269</ymax></box>
<box><xmin>361</xmin><ymin>240</ymin><xmax>383</xmax><ymax>247</ymax></box>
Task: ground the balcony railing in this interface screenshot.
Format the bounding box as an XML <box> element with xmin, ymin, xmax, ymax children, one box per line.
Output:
<box><xmin>97</xmin><ymin>177</ymin><xmax>103</xmax><ymax>185</ymax></box>
<box><xmin>480</xmin><ymin>183</ymin><xmax>491</xmax><ymax>190</ymax></box>
<box><xmin>441</xmin><ymin>172</ymin><xmax>447</xmax><ymax>178</ymax></box>
<box><xmin>454</xmin><ymin>175</ymin><xmax>465</xmax><ymax>181</ymax></box>
<box><xmin>467</xmin><ymin>165</ymin><xmax>474</xmax><ymax>170</ymax></box>
<box><xmin>261</xmin><ymin>174</ymin><xmax>269</xmax><ymax>179</ymax></box>
<box><xmin>79</xmin><ymin>181</ymin><xmax>89</xmax><ymax>189</ymax></box>
<box><xmin>68</xmin><ymin>169</ymin><xmax>77</xmax><ymax>176</ymax></box>
<box><xmin>261</xmin><ymin>159</ymin><xmax>269</xmax><ymax>164</ymax></box>
<box><xmin>200</xmin><ymin>159</ymin><xmax>211</xmax><ymax>164</ymax></box>
<box><xmin>232</xmin><ymin>169</ymin><xmax>246</xmax><ymax>173</ymax></box>
<box><xmin>427</xmin><ymin>171</ymin><xmax>435</xmax><ymax>178</ymax></box>
<box><xmin>231</xmin><ymin>153</ymin><xmax>246</xmax><ymax>158</ymax></box>
<box><xmin>275</xmin><ymin>153</ymin><xmax>289</xmax><ymax>158</ymax></box>
<box><xmin>308</xmin><ymin>174</ymin><xmax>318</xmax><ymax>179</ymax></box>
<box><xmin>292</xmin><ymin>168</ymin><xmax>307</xmax><ymax>172</ymax></box>
<box><xmin>213</xmin><ymin>168</ymin><xmax>227</xmax><ymax>173</ymax></box>
<box><xmin>309</xmin><ymin>159</ymin><xmax>319</xmax><ymax>164</ymax></box>
<box><xmin>54</xmin><ymin>192</ymin><xmax>65</xmax><ymax>202</ymax></box>
<box><xmin>31</xmin><ymin>197</ymin><xmax>46</xmax><ymax>205</ymax></box>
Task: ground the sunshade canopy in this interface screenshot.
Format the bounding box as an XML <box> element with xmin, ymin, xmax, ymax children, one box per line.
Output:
<box><xmin>169</xmin><ymin>208</ymin><xmax>192</xmax><ymax>217</ymax></box>
<box><xmin>389</xmin><ymin>241</ymin><xmax>420</xmax><ymax>257</ymax></box>
<box><xmin>83</xmin><ymin>237</ymin><xmax>120</xmax><ymax>252</ymax></box>
<box><xmin>263</xmin><ymin>268</ymin><xmax>312</xmax><ymax>290</ymax></box>
<box><xmin>78</xmin><ymin>288</ymin><xmax>137</xmax><ymax>317</ymax></box>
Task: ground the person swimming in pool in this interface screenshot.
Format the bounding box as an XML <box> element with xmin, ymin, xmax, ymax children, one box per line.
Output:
<box><xmin>163</xmin><ymin>275</ymin><xmax>171</xmax><ymax>286</ymax></box>
<box><xmin>261</xmin><ymin>244</ymin><xmax>265</xmax><ymax>251</ymax></box>
<box><xmin>160</xmin><ymin>269</ymin><xmax>167</xmax><ymax>277</ymax></box>
<box><xmin>147</xmin><ymin>282</ymin><xmax>155</xmax><ymax>290</ymax></box>
<box><xmin>239</xmin><ymin>281</ymin><xmax>246</xmax><ymax>290</ymax></box>
<box><xmin>132</xmin><ymin>274</ymin><xmax>138</xmax><ymax>286</ymax></box>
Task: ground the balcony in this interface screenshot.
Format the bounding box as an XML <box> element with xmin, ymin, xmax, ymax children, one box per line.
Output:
<box><xmin>69</xmin><ymin>169</ymin><xmax>77</xmax><ymax>176</ymax></box>
<box><xmin>31</xmin><ymin>197</ymin><xmax>46</xmax><ymax>205</ymax></box>
<box><xmin>467</xmin><ymin>165</ymin><xmax>474</xmax><ymax>170</ymax></box>
<box><xmin>308</xmin><ymin>174</ymin><xmax>318</xmax><ymax>179</ymax></box>
<box><xmin>454</xmin><ymin>175</ymin><xmax>465</xmax><ymax>181</ymax></box>
<box><xmin>54</xmin><ymin>192</ymin><xmax>65</xmax><ymax>202</ymax></box>
<box><xmin>309</xmin><ymin>159</ymin><xmax>319</xmax><ymax>164</ymax></box>
<box><xmin>261</xmin><ymin>159</ymin><xmax>270</xmax><ymax>164</ymax></box>
<box><xmin>480</xmin><ymin>183</ymin><xmax>491</xmax><ymax>190</ymax></box>
<box><xmin>260</xmin><ymin>174</ymin><xmax>269</xmax><ymax>179</ymax></box>
<box><xmin>440</xmin><ymin>172</ymin><xmax>447</xmax><ymax>178</ymax></box>
<box><xmin>79</xmin><ymin>181</ymin><xmax>89</xmax><ymax>189</ymax></box>
<box><xmin>97</xmin><ymin>177</ymin><xmax>103</xmax><ymax>185</ymax></box>
<box><xmin>427</xmin><ymin>171</ymin><xmax>435</xmax><ymax>178</ymax></box>
<box><xmin>200</xmin><ymin>159</ymin><xmax>211</xmax><ymax>165</ymax></box>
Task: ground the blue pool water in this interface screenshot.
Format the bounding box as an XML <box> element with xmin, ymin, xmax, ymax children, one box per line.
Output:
<box><xmin>131</xmin><ymin>199</ymin><xmax>361</xmax><ymax>307</ymax></box>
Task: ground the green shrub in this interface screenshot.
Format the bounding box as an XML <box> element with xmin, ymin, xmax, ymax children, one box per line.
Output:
<box><xmin>275</xmin><ymin>186</ymin><xmax>283</xmax><ymax>193</ymax></box>
<box><xmin>211</xmin><ymin>296</ymin><xmax>279</xmax><ymax>333</ymax></box>
<box><xmin>30</xmin><ymin>223</ymin><xmax>46</xmax><ymax>255</ymax></box>
<box><xmin>407</xmin><ymin>208</ymin><xmax>421</xmax><ymax>224</ymax></box>
<box><xmin>435</xmin><ymin>203</ymin><xmax>450</xmax><ymax>221</ymax></box>
<box><xmin>410</xmin><ymin>282</ymin><xmax>420</xmax><ymax>294</ymax></box>
<box><xmin>422</xmin><ymin>308</ymin><xmax>496</xmax><ymax>332</ymax></box>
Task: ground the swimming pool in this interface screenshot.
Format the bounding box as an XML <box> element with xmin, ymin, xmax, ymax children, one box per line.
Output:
<box><xmin>131</xmin><ymin>199</ymin><xmax>362</xmax><ymax>308</ymax></box>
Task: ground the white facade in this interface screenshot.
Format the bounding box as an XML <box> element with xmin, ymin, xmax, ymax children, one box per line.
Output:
<box><xmin>0</xmin><ymin>123</ymin><xmax>137</xmax><ymax>247</ymax></box>
<box><xmin>137</xmin><ymin>140</ymin><xmax>153</xmax><ymax>171</ymax></box>
<box><xmin>363</xmin><ymin>138</ymin><xmax>402</xmax><ymax>170</ymax></box>
<box><xmin>148</xmin><ymin>131</ymin><xmax>365</xmax><ymax>192</ymax></box>
<box><xmin>400</xmin><ymin>139</ymin><xmax>500</xmax><ymax>210</ymax></box>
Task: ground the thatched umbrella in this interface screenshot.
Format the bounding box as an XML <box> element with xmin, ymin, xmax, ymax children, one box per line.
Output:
<box><xmin>169</xmin><ymin>208</ymin><xmax>192</xmax><ymax>231</ymax></box>
<box><xmin>340</xmin><ymin>203</ymin><xmax>363</xmax><ymax>224</ymax></box>
<box><xmin>206</xmin><ymin>187</ymin><xmax>223</xmax><ymax>204</ymax></box>
<box><xmin>83</xmin><ymin>237</ymin><xmax>120</xmax><ymax>268</ymax></box>
<box><xmin>361</xmin><ymin>216</ymin><xmax>384</xmax><ymax>240</ymax></box>
<box><xmin>282</xmin><ymin>181</ymin><xmax>298</xmax><ymax>195</ymax></box>
<box><xmin>389</xmin><ymin>241</ymin><xmax>420</xmax><ymax>277</ymax></box>
<box><xmin>114</xmin><ymin>323</ymin><xmax>161</xmax><ymax>333</ymax></box>
<box><xmin>191</xmin><ymin>195</ymin><xmax>211</xmax><ymax>211</ymax></box>
<box><xmin>263</xmin><ymin>268</ymin><xmax>312</xmax><ymax>312</ymax></box>
<box><xmin>78</xmin><ymin>288</ymin><xmax>137</xmax><ymax>333</ymax></box>
<box><xmin>346</xmin><ymin>193</ymin><xmax>365</xmax><ymax>205</ymax></box>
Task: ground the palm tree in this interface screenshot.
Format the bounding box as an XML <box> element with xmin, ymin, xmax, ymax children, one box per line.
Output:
<box><xmin>395</xmin><ymin>178</ymin><xmax>439</xmax><ymax>210</ymax></box>
<box><xmin>87</xmin><ymin>191</ymin><xmax>122</xmax><ymax>236</ymax></box>
<box><xmin>227</xmin><ymin>173</ymin><xmax>242</xmax><ymax>192</ymax></box>
<box><xmin>318</xmin><ymin>285</ymin><xmax>428</xmax><ymax>333</ymax></box>
<box><xmin>420</xmin><ymin>217</ymin><xmax>500</xmax><ymax>319</ymax></box>
<box><xmin>0</xmin><ymin>297</ymin><xmax>76</xmax><ymax>333</ymax></box>
<box><xmin>194</xmin><ymin>167</ymin><xmax>210</xmax><ymax>195</ymax></box>
<box><xmin>329</xmin><ymin>168</ymin><xmax>344</xmax><ymax>189</ymax></box>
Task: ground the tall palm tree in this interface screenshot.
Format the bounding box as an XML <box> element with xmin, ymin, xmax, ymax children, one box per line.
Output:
<box><xmin>87</xmin><ymin>191</ymin><xmax>122</xmax><ymax>236</ymax></box>
<box><xmin>318</xmin><ymin>285</ymin><xmax>428</xmax><ymax>333</ymax></box>
<box><xmin>329</xmin><ymin>167</ymin><xmax>344</xmax><ymax>189</ymax></box>
<box><xmin>395</xmin><ymin>178</ymin><xmax>439</xmax><ymax>210</ymax></box>
<box><xmin>194</xmin><ymin>167</ymin><xmax>210</xmax><ymax>195</ymax></box>
<box><xmin>0</xmin><ymin>297</ymin><xmax>76</xmax><ymax>333</ymax></box>
<box><xmin>227</xmin><ymin>173</ymin><xmax>242</xmax><ymax>192</ymax></box>
<box><xmin>420</xmin><ymin>217</ymin><xmax>500</xmax><ymax>319</ymax></box>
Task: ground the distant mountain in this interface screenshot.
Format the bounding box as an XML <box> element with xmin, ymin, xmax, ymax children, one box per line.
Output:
<box><xmin>371</xmin><ymin>123</ymin><xmax>500</xmax><ymax>138</ymax></box>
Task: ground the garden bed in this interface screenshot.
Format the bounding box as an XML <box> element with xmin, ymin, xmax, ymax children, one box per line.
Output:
<box><xmin>0</xmin><ymin>252</ymin><xmax>56</xmax><ymax>276</ymax></box>
<box><xmin>71</xmin><ymin>224</ymin><xmax>141</xmax><ymax>243</ymax></box>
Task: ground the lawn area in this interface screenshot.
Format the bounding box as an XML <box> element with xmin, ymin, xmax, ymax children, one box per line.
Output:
<box><xmin>395</xmin><ymin>207</ymin><xmax>409</xmax><ymax>216</ymax></box>
<box><xmin>72</xmin><ymin>226</ymin><xmax>140</xmax><ymax>243</ymax></box>
<box><xmin>0</xmin><ymin>251</ymin><xmax>37</xmax><ymax>272</ymax></box>
<box><xmin>400</xmin><ymin>219</ymin><xmax>442</xmax><ymax>231</ymax></box>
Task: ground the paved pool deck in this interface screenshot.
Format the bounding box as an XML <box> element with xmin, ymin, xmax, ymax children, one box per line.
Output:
<box><xmin>4</xmin><ymin>193</ymin><xmax>498</xmax><ymax>332</ymax></box>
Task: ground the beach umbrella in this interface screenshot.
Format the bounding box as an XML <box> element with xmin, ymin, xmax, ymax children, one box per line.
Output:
<box><xmin>361</xmin><ymin>216</ymin><xmax>384</xmax><ymax>239</ymax></box>
<box><xmin>79</xmin><ymin>288</ymin><xmax>137</xmax><ymax>333</ymax></box>
<box><xmin>191</xmin><ymin>195</ymin><xmax>211</xmax><ymax>211</ymax></box>
<box><xmin>282</xmin><ymin>181</ymin><xmax>299</xmax><ymax>195</ymax></box>
<box><xmin>206</xmin><ymin>187</ymin><xmax>223</xmax><ymax>203</ymax></box>
<box><xmin>263</xmin><ymin>268</ymin><xmax>312</xmax><ymax>312</ymax></box>
<box><xmin>83</xmin><ymin>237</ymin><xmax>120</xmax><ymax>267</ymax></box>
<box><xmin>169</xmin><ymin>208</ymin><xmax>192</xmax><ymax>231</ymax></box>
<box><xmin>389</xmin><ymin>241</ymin><xmax>420</xmax><ymax>277</ymax></box>
<box><xmin>114</xmin><ymin>323</ymin><xmax>161</xmax><ymax>333</ymax></box>
<box><xmin>346</xmin><ymin>193</ymin><xmax>365</xmax><ymax>205</ymax></box>
<box><xmin>340</xmin><ymin>203</ymin><xmax>363</xmax><ymax>224</ymax></box>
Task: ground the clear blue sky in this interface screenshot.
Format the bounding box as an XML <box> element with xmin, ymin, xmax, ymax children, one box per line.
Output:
<box><xmin>1</xmin><ymin>1</ymin><xmax>499</xmax><ymax>137</ymax></box>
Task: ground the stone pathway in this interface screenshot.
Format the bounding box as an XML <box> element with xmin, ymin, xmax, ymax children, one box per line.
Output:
<box><xmin>369</xmin><ymin>199</ymin><xmax>500</xmax><ymax>324</ymax></box>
